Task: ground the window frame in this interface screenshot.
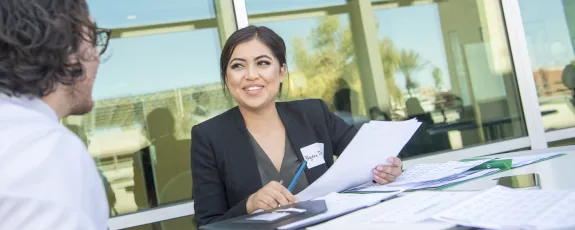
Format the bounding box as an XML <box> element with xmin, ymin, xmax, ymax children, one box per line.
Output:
<box><xmin>106</xmin><ymin>0</ymin><xmax>575</xmax><ymax>228</ymax></box>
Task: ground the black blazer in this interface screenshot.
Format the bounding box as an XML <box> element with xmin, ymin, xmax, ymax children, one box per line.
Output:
<box><xmin>190</xmin><ymin>99</ymin><xmax>358</xmax><ymax>226</ymax></box>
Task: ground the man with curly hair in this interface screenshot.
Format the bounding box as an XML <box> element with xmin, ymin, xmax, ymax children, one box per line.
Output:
<box><xmin>0</xmin><ymin>0</ymin><xmax>111</xmax><ymax>229</ymax></box>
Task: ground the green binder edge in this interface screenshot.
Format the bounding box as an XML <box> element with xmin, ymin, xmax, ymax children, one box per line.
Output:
<box><xmin>462</xmin><ymin>159</ymin><xmax>513</xmax><ymax>170</ymax></box>
<box><xmin>343</xmin><ymin>153</ymin><xmax>566</xmax><ymax>194</ymax></box>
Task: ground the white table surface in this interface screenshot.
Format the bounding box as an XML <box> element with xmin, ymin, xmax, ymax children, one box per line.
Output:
<box><xmin>308</xmin><ymin>146</ymin><xmax>575</xmax><ymax>230</ymax></box>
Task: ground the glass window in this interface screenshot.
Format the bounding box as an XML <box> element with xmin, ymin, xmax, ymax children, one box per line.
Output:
<box><xmin>373</xmin><ymin>0</ymin><xmax>528</xmax><ymax>158</ymax></box>
<box><xmin>245</xmin><ymin>0</ymin><xmax>346</xmax><ymax>15</ymax></box>
<box><xmin>90</xmin><ymin>0</ymin><xmax>216</xmax><ymax>28</ymax></box>
<box><xmin>518</xmin><ymin>0</ymin><xmax>575</xmax><ymax>132</ymax></box>
<box><xmin>62</xmin><ymin>0</ymin><xmax>235</xmax><ymax>217</ymax></box>
<box><xmin>246</xmin><ymin>0</ymin><xmax>528</xmax><ymax>159</ymax></box>
<box><xmin>549</xmin><ymin>138</ymin><xmax>575</xmax><ymax>148</ymax></box>
<box><xmin>374</xmin><ymin>0</ymin><xmax>527</xmax><ymax>157</ymax></box>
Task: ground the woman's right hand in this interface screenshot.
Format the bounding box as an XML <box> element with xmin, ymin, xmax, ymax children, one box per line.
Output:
<box><xmin>246</xmin><ymin>181</ymin><xmax>296</xmax><ymax>214</ymax></box>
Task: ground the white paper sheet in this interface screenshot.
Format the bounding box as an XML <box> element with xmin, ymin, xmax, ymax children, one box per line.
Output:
<box><xmin>388</xmin><ymin>159</ymin><xmax>492</xmax><ymax>186</ymax></box>
<box><xmin>411</xmin><ymin>169</ymin><xmax>500</xmax><ymax>189</ymax></box>
<box><xmin>350</xmin><ymin>162</ymin><xmax>495</xmax><ymax>193</ymax></box>
<box><xmin>370</xmin><ymin>191</ymin><xmax>478</xmax><ymax>223</ymax></box>
<box><xmin>247</xmin><ymin>212</ymin><xmax>291</xmax><ymax>221</ymax></box>
<box><xmin>526</xmin><ymin>192</ymin><xmax>575</xmax><ymax>229</ymax></box>
<box><xmin>295</xmin><ymin>119</ymin><xmax>421</xmax><ymax>201</ymax></box>
<box><xmin>433</xmin><ymin>186</ymin><xmax>575</xmax><ymax>230</ymax></box>
<box><xmin>498</xmin><ymin>153</ymin><xmax>564</xmax><ymax>167</ymax></box>
<box><xmin>279</xmin><ymin>191</ymin><xmax>403</xmax><ymax>230</ymax></box>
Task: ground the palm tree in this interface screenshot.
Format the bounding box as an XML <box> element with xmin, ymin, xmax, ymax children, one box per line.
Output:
<box><xmin>398</xmin><ymin>49</ymin><xmax>428</xmax><ymax>97</ymax></box>
<box><xmin>292</xmin><ymin>16</ymin><xmax>365</xmax><ymax>112</ymax></box>
<box><xmin>432</xmin><ymin>67</ymin><xmax>443</xmax><ymax>92</ymax></box>
<box><xmin>379</xmin><ymin>38</ymin><xmax>403</xmax><ymax>107</ymax></box>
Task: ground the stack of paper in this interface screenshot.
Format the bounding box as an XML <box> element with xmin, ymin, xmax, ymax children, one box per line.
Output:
<box><xmin>295</xmin><ymin>119</ymin><xmax>421</xmax><ymax>201</ymax></box>
<box><xmin>349</xmin><ymin>160</ymin><xmax>495</xmax><ymax>192</ymax></box>
<box><xmin>433</xmin><ymin>186</ymin><xmax>575</xmax><ymax>230</ymax></box>
<box><xmin>498</xmin><ymin>152</ymin><xmax>564</xmax><ymax>168</ymax></box>
<box><xmin>410</xmin><ymin>169</ymin><xmax>500</xmax><ymax>189</ymax></box>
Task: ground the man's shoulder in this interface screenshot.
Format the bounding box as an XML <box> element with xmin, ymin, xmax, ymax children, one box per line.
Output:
<box><xmin>0</xmin><ymin>124</ymin><xmax>109</xmax><ymax>227</ymax></box>
<box><xmin>0</xmin><ymin>194</ymin><xmax>105</xmax><ymax>230</ymax></box>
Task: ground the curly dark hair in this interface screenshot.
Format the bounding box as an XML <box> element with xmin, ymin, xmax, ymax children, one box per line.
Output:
<box><xmin>0</xmin><ymin>0</ymin><xmax>97</xmax><ymax>97</ymax></box>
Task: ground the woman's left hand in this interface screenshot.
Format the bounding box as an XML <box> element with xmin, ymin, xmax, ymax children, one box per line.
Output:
<box><xmin>372</xmin><ymin>157</ymin><xmax>403</xmax><ymax>184</ymax></box>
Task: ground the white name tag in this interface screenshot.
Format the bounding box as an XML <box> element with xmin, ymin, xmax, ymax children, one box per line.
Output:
<box><xmin>300</xmin><ymin>143</ymin><xmax>325</xmax><ymax>169</ymax></box>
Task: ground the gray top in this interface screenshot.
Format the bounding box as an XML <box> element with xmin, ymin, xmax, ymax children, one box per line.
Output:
<box><xmin>248</xmin><ymin>132</ymin><xmax>310</xmax><ymax>194</ymax></box>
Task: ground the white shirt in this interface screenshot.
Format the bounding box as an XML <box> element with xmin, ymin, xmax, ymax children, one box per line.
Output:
<box><xmin>0</xmin><ymin>95</ymin><xmax>109</xmax><ymax>230</ymax></box>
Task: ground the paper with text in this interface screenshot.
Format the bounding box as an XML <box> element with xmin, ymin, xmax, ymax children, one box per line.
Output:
<box><xmin>295</xmin><ymin>119</ymin><xmax>421</xmax><ymax>201</ymax></box>
<box><xmin>351</xmin><ymin>169</ymin><xmax>499</xmax><ymax>192</ymax></box>
<box><xmin>388</xmin><ymin>160</ymin><xmax>492</xmax><ymax>186</ymax></box>
<box><xmin>433</xmin><ymin>186</ymin><xmax>575</xmax><ymax>230</ymax></box>
<box><xmin>370</xmin><ymin>191</ymin><xmax>477</xmax><ymax>223</ymax></box>
<box><xmin>527</xmin><ymin>192</ymin><xmax>575</xmax><ymax>229</ymax></box>
<box><xmin>300</xmin><ymin>143</ymin><xmax>325</xmax><ymax>169</ymax></box>
<box><xmin>499</xmin><ymin>152</ymin><xmax>564</xmax><ymax>168</ymax></box>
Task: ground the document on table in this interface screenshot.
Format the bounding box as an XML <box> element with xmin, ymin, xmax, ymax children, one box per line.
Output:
<box><xmin>279</xmin><ymin>191</ymin><xmax>403</xmax><ymax>230</ymax></box>
<box><xmin>411</xmin><ymin>168</ymin><xmax>500</xmax><ymax>189</ymax></box>
<box><xmin>499</xmin><ymin>152</ymin><xmax>564</xmax><ymax>167</ymax></box>
<box><xmin>369</xmin><ymin>191</ymin><xmax>478</xmax><ymax>223</ymax></box>
<box><xmin>433</xmin><ymin>186</ymin><xmax>575</xmax><ymax>230</ymax></box>
<box><xmin>295</xmin><ymin>119</ymin><xmax>421</xmax><ymax>201</ymax></box>
<box><xmin>527</xmin><ymin>192</ymin><xmax>575</xmax><ymax>229</ymax></box>
<box><xmin>389</xmin><ymin>160</ymin><xmax>492</xmax><ymax>186</ymax></box>
<box><xmin>348</xmin><ymin>161</ymin><xmax>495</xmax><ymax>193</ymax></box>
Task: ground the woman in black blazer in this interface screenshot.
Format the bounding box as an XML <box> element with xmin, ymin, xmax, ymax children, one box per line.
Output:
<box><xmin>191</xmin><ymin>25</ymin><xmax>403</xmax><ymax>227</ymax></box>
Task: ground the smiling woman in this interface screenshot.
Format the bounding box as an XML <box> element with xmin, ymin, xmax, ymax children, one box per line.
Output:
<box><xmin>190</xmin><ymin>25</ymin><xmax>404</xmax><ymax>227</ymax></box>
<box><xmin>220</xmin><ymin>26</ymin><xmax>288</xmax><ymax>110</ymax></box>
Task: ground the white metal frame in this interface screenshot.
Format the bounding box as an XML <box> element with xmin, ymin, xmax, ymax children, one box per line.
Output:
<box><xmin>546</xmin><ymin>127</ymin><xmax>575</xmax><ymax>143</ymax></box>
<box><xmin>500</xmin><ymin>0</ymin><xmax>548</xmax><ymax>149</ymax></box>
<box><xmin>106</xmin><ymin>0</ymin><xmax>575</xmax><ymax>229</ymax></box>
<box><xmin>107</xmin><ymin>202</ymin><xmax>194</xmax><ymax>229</ymax></box>
<box><xmin>233</xmin><ymin>0</ymin><xmax>249</xmax><ymax>28</ymax></box>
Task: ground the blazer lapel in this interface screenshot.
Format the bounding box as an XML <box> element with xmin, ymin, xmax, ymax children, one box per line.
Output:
<box><xmin>277</xmin><ymin>104</ymin><xmax>327</xmax><ymax>184</ymax></box>
<box><xmin>226</xmin><ymin>108</ymin><xmax>263</xmax><ymax>198</ymax></box>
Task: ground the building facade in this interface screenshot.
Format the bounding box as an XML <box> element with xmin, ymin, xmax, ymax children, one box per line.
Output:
<box><xmin>65</xmin><ymin>0</ymin><xmax>575</xmax><ymax>229</ymax></box>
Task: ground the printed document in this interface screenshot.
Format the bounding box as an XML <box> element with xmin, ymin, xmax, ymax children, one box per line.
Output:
<box><xmin>369</xmin><ymin>191</ymin><xmax>478</xmax><ymax>223</ymax></box>
<box><xmin>389</xmin><ymin>160</ymin><xmax>491</xmax><ymax>186</ymax></box>
<box><xmin>295</xmin><ymin>119</ymin><xmax>421</xmax><ymax>201</ymax></box>
<box><xmin>349</xmin><ymin>162</ymin><xmax>495</xmax><ymax>192</ymax></box>
<box><xmin>498</xmin><ymin>152</ymin><xmax>564</xmax><ymax>167</ymax></box>
<box><xmin>433</xmin><ymin>186</ymin><xmax>575</xmax><ymax>230</ymax></box>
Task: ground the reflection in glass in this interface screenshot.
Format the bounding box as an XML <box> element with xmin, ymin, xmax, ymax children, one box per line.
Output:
<box><xmin>375</xmin><ymin>0</ymin><xmax>526</xmax><ymax>157</ymax></box>
<box><xmin>88</xmin><ymin>0</ymin><xmax>216</xmax><ymax>28</ymax></box>
<box><xmin>519</xmin><ymin>0</ymin><xmax>575</xmax><ymax>131</ymax></box>
<box><xmin>62</xmin><ymin>0</ymin><xmax>228</xmax><ymax>216</ymax></box>
<box><xmin>248</xmin><ymin>0</ymin><xmax>527</xmax><ymax>159</ymax></box>
<box><xmin>245</xmin><ymin>0</ymin><xmax>346</xmax><ymax>15</ymax></box>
